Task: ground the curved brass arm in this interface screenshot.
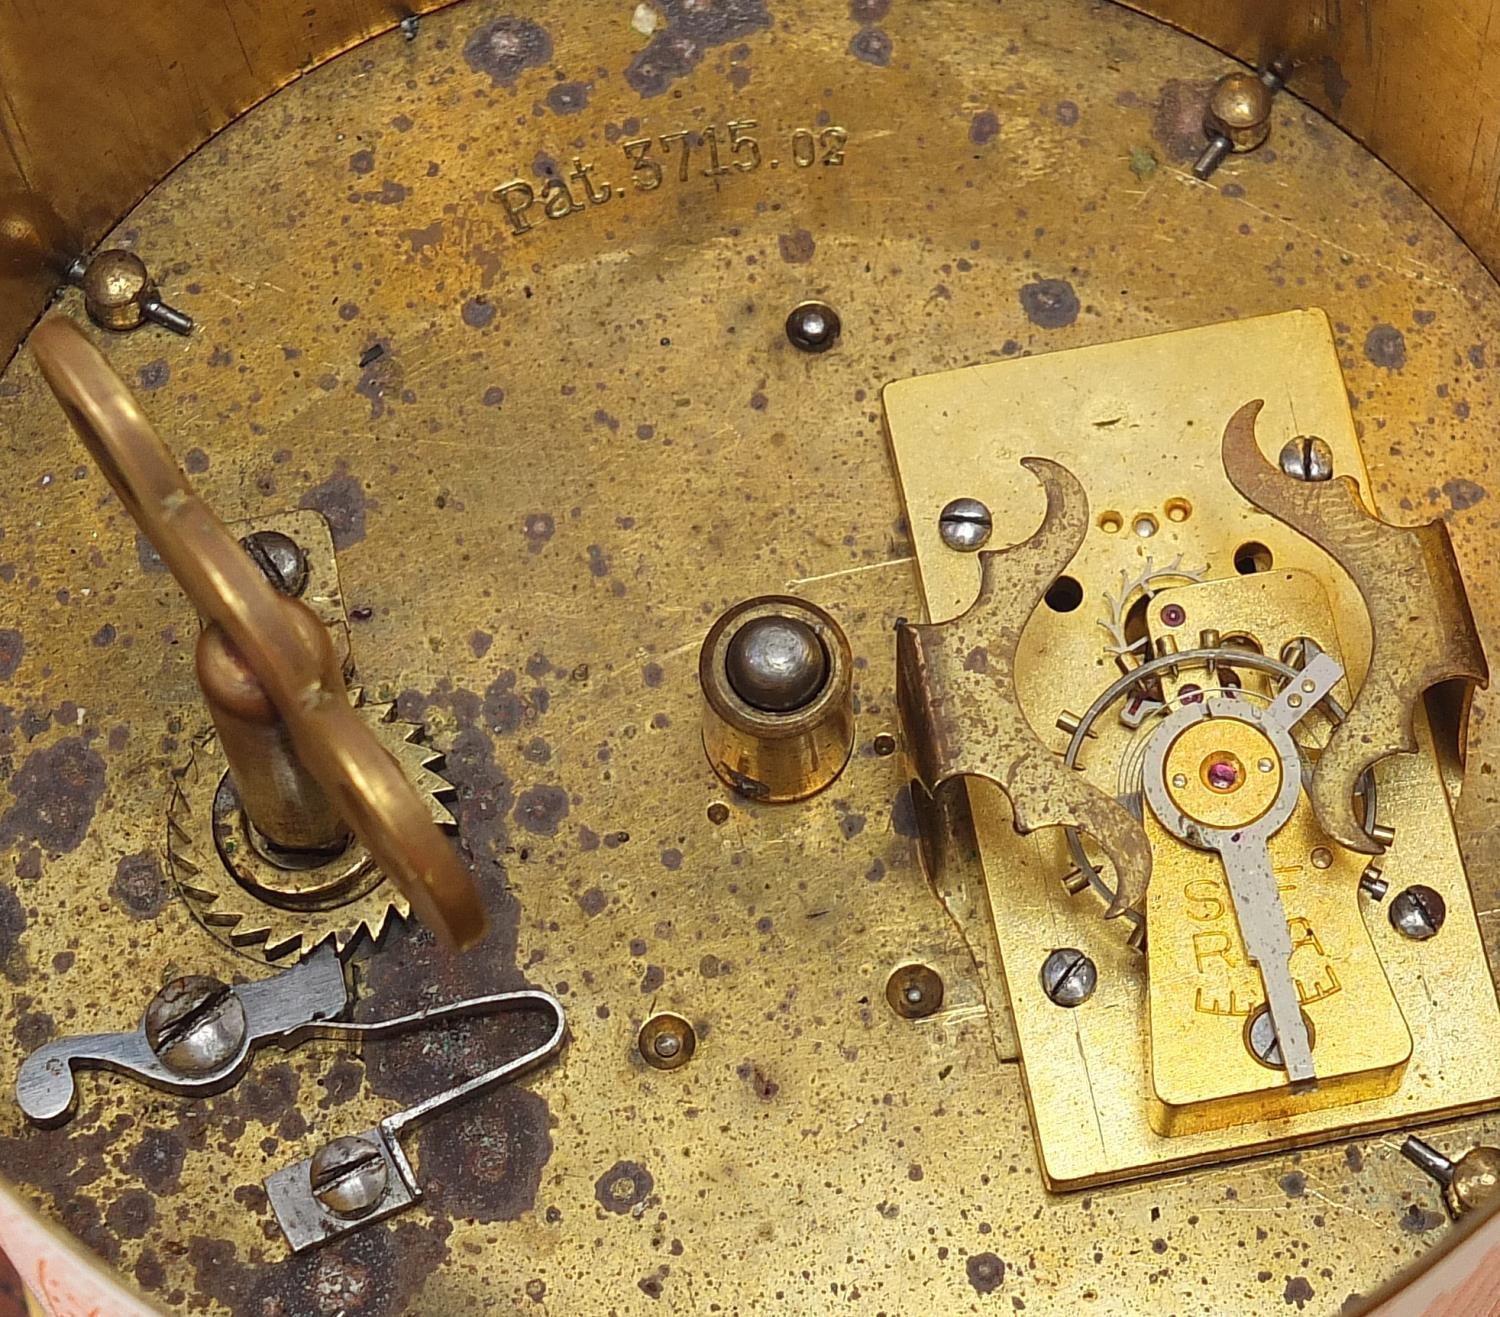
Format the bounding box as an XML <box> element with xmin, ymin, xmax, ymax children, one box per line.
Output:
<box><xmin>29</xmin><ymin>316</ymin><xmax>487</xmax><ymax>952</ymax></box>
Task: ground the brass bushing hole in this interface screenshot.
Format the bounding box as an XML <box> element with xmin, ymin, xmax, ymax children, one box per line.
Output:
<box><xmin>699</xmin><ymin>596</ymin><xmax>855</xmax><ymax>803</ymax></box>
<box><xmin>638</xmin><ymin>1013</ymin><xmax>697</xmax><ymax>1070</ymax></box>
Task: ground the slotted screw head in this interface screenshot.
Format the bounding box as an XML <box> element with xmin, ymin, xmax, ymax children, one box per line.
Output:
<box><xmin>1278</xmin><ymin>435</ymin><xmax>1334</xmax><ymax>482</ymax></box>
<box><xmin>143</xmin><ymin>976</ymin><xmax>246</xmax><ymax>1076</ymax></box>
<box><xmin>239</xmin><ymin>530</ymin><xmax>309</xmax><ymax>597</ymax></box>
<box><xmin>1040</xmin><ymin>948</ymin><xmax>1096</xmax><ymax>1007</ymax></box>
<box><xmin>1389</xmin><ymin>885</ymin><xmax>1446</xmax><ymax>940</ymax></box>
<box><xmin>938</xmin><ymin>498</ymin><xmax>992</xmax><ymax>552</ymax></box>
<box><xmin>309</xmin><ymin>1135</ymin><xmax>390</xmax><ymax>1218</ymax></box>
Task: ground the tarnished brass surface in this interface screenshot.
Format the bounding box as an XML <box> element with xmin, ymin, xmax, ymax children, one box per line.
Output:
<box><xmin>1222</xmin><ymin>399</ymin><xmax>1489</xmax><ymax>855</ymax></box>
<box><xmin>29</xmin><ymin>318</ymin><xmax>485</xmax><ymax>952</ymax></box>
<box><xmin>895</xmin><ymin>460</ymin><xmax>1154</xmax><ymax>917</ymax></box>
<box><xmin>889</xmin><ymin>308</ymin><xmax>1500</xmax><ymax>1191</ymax></box>
<box><xmin>5</xmin><ymin>2</ymin><xmax>1500</xmax><ymax>1312</ymax></box>
<box><xmin>1120</xmin><ymin>0</ymin><xmax>1500</xmax><ymax>282</ymax></box>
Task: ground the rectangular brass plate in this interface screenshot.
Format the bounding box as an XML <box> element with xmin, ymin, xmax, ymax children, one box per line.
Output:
<box><xmin>884</xmin><ymin>311</ymin><xmax>1500</xmax><ymax>1188</ymax></box>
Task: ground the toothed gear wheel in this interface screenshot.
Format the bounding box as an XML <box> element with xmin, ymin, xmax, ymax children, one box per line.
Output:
<box><xmin>166</xmin><ymin>693</ymin><xmax>455</xmax><ymax>962</ymax></box>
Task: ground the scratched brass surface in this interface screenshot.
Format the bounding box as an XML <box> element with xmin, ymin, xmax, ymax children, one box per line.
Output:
<box><xmin>887</xmin><ymin>312</ymin><xmax>1500</xmax><ymax>1188</ymax></box>
<box><xmin>4</xmin><ymin>2</ymin><xmax>1500</xmax><ymax>1313</ymax></box>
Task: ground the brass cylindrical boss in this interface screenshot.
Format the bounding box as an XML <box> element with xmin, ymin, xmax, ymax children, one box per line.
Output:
<box><xmin>194</xmin><ymin>601</ymin><xmax>352</xmax><ymax>856</ymax></box>
<box><xmin>699</xmin><ymin>596</ymin><xmax>854</xmax><ymax>803</ymax></box>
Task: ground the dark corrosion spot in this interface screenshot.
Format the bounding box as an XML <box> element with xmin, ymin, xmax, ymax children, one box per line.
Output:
<box><xmin>969</xmin><ymin>111</ymin><xmax>1000</xmax><ymax>145</ymax></box>
<box><xmin>891</xmin><ymin>784</ymin><xmax>920</xmax><ymax>838</ymax></box>
<box><xmin>319</xmin><ymin>1056</ymin><xmax>365</xmax><ymax>1108</ymax></box>
<box><xmin>183</xmin><ymin>447</ymin><xmax>209</xmax><ymax>474</ymax></box>
<box><xmin>0</xmin><ymin>738</ymin><xmax>107</xmax><ymax>853</ymax></box>
<box><xmin>626</xmin><ymin>0</ymin><xmax>770</xmax><ymax>96</ymax></box>
<box><xmin>464</xmin><ymin>17</ymin><xmax>552</xmax><ymax>86</ymax></box>
<box><xmin>0</xmin><ymin>885</ymin><xmax>25</xmax><ymax>970</ymax></box>
<box><xmin>91</xmin><ymin>623</ymin><xmax>116</xmax><ymax>647</ymax></box>
<box><xmin>1401</xmin><ymin>1203</ymin><xmax>1447</xmax><ymax>1233</ymax></box>
<box><xmin>641</xmin><ymin>964</ymin><xmax>664</xmax><ymax>993</ymax></box>
<box><xmin>546</xmin><ymin>81</ymin><xmax>591</xmax><ymax>115</ymax></box>
<box><xmin>1279</xmin><ymin>1171</ymin><xmax>1306</xmax><ymax>1198</ymax></box>
<box><xmin>578</xmin><ymin>887</ymin><xmax>607</xmax><ymax>916</ymax></box>
<box><xmin>110</xmin><ymin>850</ymin><xmax>170</xmax><ymax>919</ymax></box>
<box><xmin>849</xmin><ymin>27</ymin><xmax>892</xmax><ymax>65</ymax></box>
<box><xmin>130</xmin><ymin>1128</ymin><xmax>187</xmax><ymax>1194</ymax></box>
<box><xmin>187</xmin><ymin>1217</ymin><xmax>447</xmax><ymax>1315</ymax></box>
<box><xmin>470</xmin><ymin>630</ymin><xmax>494</xmax><ymax>659</ymax></box>
<box><xmin>524</xmin><ymin>512</ymin><xmax>555</xmax><ymax>552</ymax></box>
<box><xmin>778</xmin><ymin>229</ymin><xmax>816</xmax><ymax>264</ymax></box>
<box><xmin>106</xmin><ymin>1189</ymin><xmax>156</xmax><ymax>1241</ymax></box>
<box><xmin>1057</xmin><ymin>100</ymin><xmax>1080</xmax><ymax>126</ymax></box>
<box><xmin>1364</xmin><ymin>323</ymin><xmax>1407</xmax><ymax>370</ymax></box>
<box><xmin>349</xmin><ymin>148</ymin><xmax>375</xmax><ymax>174</ymax></box>
<box><xmin>1320</xmin><ymin>56</ymin><xmax>1351</xmax><ymax>113</ymax></box>
<box><xmin>1151</xmin><ymin>79</ymin><xmax>1212</xmax><ymax>161</ymax></box>
<box><xmin>595</xmin><ymin>1160</ymin><xmax>654</xmax><ymax>1214</ymax></box>
<box><xmin>483</xmin><ymin>671</ymin><xmax>526</xmax><ymax>735</ymax></box>
<box><xmin>137</xmin><ymin>360</ymin><xmax>170</xmax><ymax>391</ymax></box>
<box><xmin>418</xmin><ymin>1087</ymin><xmax>553</xmax><ymax>1223</ymax></box>
<box><xmin>966</xmin><ymin>1252</ymin><xmax>1006</xmax><ymax>1295</ymax></box>
<box><xmin>0</xmin><ymin>628</ymin><xmax>22</xmax><ymax>680</ymax></box>
<box><xmin>354</xmin><ymin>337</ymin><xmax>403</xmax><ymax>418</ymax></box>
<box><xmin>1284</xmin><ymin>1276</ymin><xmax>1315</xmax><ymax>1309</ymax></box>
<box><xmin>850</xmin><ymin>0</ymin><xmax>889</xmax><ymax>17</ymax></box>
<box><xmin>462</xmin><ymin>297</ymin><xmax>496</xmax><ymax>329</ymax></box>
<box><xmin>516</xmin><ymin>784</ymin><xmax>569</xmax><ymax>836</ymax></box>
<box><xmin>483</xmin><ymin>385</ymin><xmax>506</xmax><ymax>407</ymax></box>
<box><xmin>736</xmin><ymin>1060</ymin><xmax>779</xmax><ymax>1100</ymax></box>
<box><xmin>660</xmin><ymin>847</ymin><xmax>683</xmax><ymax>870</ymax></box>
<box><xmin>1019</xmin><ymin>278</ymin><xmax>1080</xmax><ymax>329</ymax></box>
<box><xmin>1443</xmin><ymin>479</ymin><xmax>1486</xmax><ymax>511</ymax></box>
<box><xmin>298</xmin><ymin>460</ymin><xmax>369</xmax><ymax>550</ymax></box>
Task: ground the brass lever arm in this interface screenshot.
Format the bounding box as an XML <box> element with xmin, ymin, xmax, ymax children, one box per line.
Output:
<box><xmin>31</xmin><ymin>316</ymin><xmax>486</xmax><ymax>951</ymax></box>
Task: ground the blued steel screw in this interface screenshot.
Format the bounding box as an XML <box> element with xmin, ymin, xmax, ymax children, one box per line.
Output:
<box><xmin>240</xmin><ymin>530</ymin><xmax>310</xmax><ymax>598</ymax></box>
<box><xmin>1040</xmin><ymin>948</ymin><xmax>1096</xmax><ymax>1007</ymax></box>
<box><xmin>1389</xmin><ymin>885</ymin><xmax>1446</xmax><ymax>940</ymax></box>
<box><xmin>1278</xmin><ymin>435</ymin><xmax>1334</xmax><ymax>482</ymax></box>
<box><xmin>938</xmin><ymin>497</ymin><xmax>992</xmax><ymax>552</ymax></box>
<box><xmin>309</xmin><ymin>1135</ymin><xmax>390</xmax><ymax>1218</ymax></box>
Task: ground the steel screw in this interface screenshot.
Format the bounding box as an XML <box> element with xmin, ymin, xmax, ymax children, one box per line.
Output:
<box><xmin>69</xmin><ymin>249</ymin><xmax>194</xmax><ymax>336</ymax></box>
<box><xmin>1194</xmin><ymin>67</ymin><xmax>1283</xmax><ymax>180</ymax></box>
<box><xmin>1278</xmin><ymin>435</ymin><xmax>1334</xmax><ymax>482</ymax></box>
<box><xmin>239</xmin><ymin>530</ymin><xmax>310</xmax><ymax>598</ymax></box>
<box><xmin>886</xmin><ymin>964</ymin><xmax>944</xmax><ymax>1019</ymax></box>
<box><xmin>1040</xmin><ymin>948</ymin><xmax>1097</xmax><ymax>1007</ymax></box>
<box><xmin>1389</xmin><ymin>885</ymin><xmax>1446</xmax><ymax>940</ymax></box>
<box><xmin>938</xmin><ymin>498</ymin><xmax>992</xmax><ymax>552</ymax></box>
<box><xmin>638</xmin><ymin>1013</ymin><xmax>696</xmax><ymax>1070</ymax></box>
<box><xmin>1245</xmin><ymin>1003</ymin><xmax>1312</xmax><ymax>1068</ymax></box>
<box><xmin>309</xmin><ymin>1135</ymin><xmax>390</xmax><ymax>1218</ymax></box>
<box><xmin>785</xmin><ymin>301</ymin><xmax>841</xmax><ymax>353</ymax></box>
<box><xmin>1401</xmin><ymin>1135</ymin><xmax>1500</xmax><ymax>1218</ymax></box>
<box><xmin>143</xmin><ymin>976</ymin><xmax>247</xmax><ymax>1076</ymax></box>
